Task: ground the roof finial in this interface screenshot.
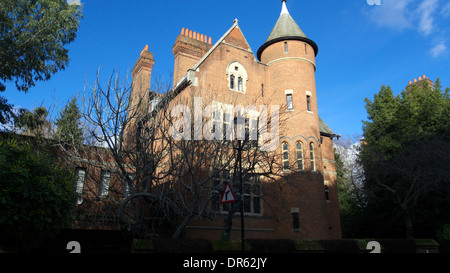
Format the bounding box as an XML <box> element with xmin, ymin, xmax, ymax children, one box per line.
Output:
<box><xmin>281</xmin><ymin>0</ymin><xmax>289</xmax><ymax>15</ymax></box>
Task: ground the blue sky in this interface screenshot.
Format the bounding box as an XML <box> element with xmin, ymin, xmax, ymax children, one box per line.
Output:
<box><xmin>3</xmin><ymin>0</ymin><xmax>450</xmax><ymax>137</ymax></box>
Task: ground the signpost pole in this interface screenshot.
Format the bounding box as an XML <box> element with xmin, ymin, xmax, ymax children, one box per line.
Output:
<box><xmin>238</xmin><ymin>139</ymin><xmax>245</xmax><ymax>253</ymax></box>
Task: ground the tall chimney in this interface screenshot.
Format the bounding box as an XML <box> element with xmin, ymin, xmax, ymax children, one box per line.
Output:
<box><xmin>172</xmin><ymin>28</ymin><xmax>213</xmax><ymax>86</ymax></box>
<box><xmin>131</xmin><ymin>45</ymin><xmax>155</xmax><ymax>115</ymax></box>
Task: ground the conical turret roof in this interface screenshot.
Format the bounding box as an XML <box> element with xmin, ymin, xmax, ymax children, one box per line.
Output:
<box><xmin>257</xmin><ymin>0</ymin><xmax>318</xmax><ymax>60</ymax></box>
<box><xmin>266</xmin><ymin>0</ymin><xmax>307</xmax><ymax>42</ymax></box>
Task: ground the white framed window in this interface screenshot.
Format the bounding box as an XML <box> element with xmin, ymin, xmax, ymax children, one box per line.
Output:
<box><xmin>75</xmin><ymin>168</ymin><xmax>86</xmax><ymax>205</ymax></box>
<box><xmin>324</xmin><ymin>181</ymin><xmax>330</xmax><ymax>203</ymax></box>
<box><xmin>223</xmin><ymin>112</ymin><xmax>233</xmax><ymax>140</ymax></box>
<box><xmin>285</xmin><ymin>90</ymin><xmax>294</xmax><ymax>110</ymax></box>
<box><xmin>150</xmin><ymin>97</ymin><xmax>161</xmax><ymax>111</ymax></box>
<box><xmin>123</xmin><ymin>173</ymin><xmax>135</xmax><ymax>197</ymax></box>
<box><xmin>210</xmin><ymin>101</ymin><xmax>259</xmax><ymax>143</ymax></box>
<box><xmin>307</xmin><ymin>95</ymin><xmax>311</xmax><ymax>111</ymax></box>
<box><xmin>306</xmin><ymin>91</ymin><xmax>313</xmax><ymax>113</ymax></box>
<box><xmin>99</xmin><ymin>170</ymin><xmax>111</xmax><ymax>197</ymax></box>
<box><xmin>309</xmin><ymin>143</ymin><xmax>315</xmax><ymax>172</ymax></box>
<box><xmin>286</xmin><ymin>94</ymin><xmax>293</xmax><ymax>110</ymax></box>
<box><xmin>226</xmin><ymin>62</ymin><xmax>247</xmax><ymax>93</ymax></box>
<box><xmin>296</xmin><ymin>141</ymin><xmax>303</xmax><ymax>171</ymax></box>
<box><xmin>282</xmin><ymin>142</ymin><xmax>290</xmax><ymax>171</ymax></box>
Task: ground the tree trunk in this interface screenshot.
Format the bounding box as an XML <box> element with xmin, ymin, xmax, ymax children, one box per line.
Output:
<box><xmin>221</xmin><ymin>211</ymin><xmax>233</xmax><ymax>241</ymax></box>
<box><xmin>172</xmin><ymin>212</ymin><xmax>194</xmax><ymax>239</ymax></box>
<box><xmin>403</xmin><ymin>209</ymin><xmax>414</xmax><ymax>239</ymax></box>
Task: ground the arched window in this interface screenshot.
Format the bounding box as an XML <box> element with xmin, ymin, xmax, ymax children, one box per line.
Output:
<box><xmin>226</xmin><ymin>62</ymin><xmax>247</xmax><ymax>92</ymax></box>
<box><xmin>309</xmin><ymin>142</ymin><xmax>315</xmax><ymax>171</ymax></box>
<box><xmin>282</xmin><ymin>142</ymin><xmax>289</xmax><ymax>171</ymax></box>
<box><xmin>296</xmin><ymin>141</ymin><xmax>303</xmax><ymax>171</ymax></box>
<box><xmin>230</xmin><ymin>75</ymin><xmax>235</xmax><ymax>90</ymax></box>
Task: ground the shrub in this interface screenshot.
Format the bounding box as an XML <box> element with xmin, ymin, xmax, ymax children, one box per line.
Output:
<box><xmin>152</xmin><ymin>238</ymin><xmax>213</xmax><ymax>253</ymax></box>
<box><xmin>377</xmin><ymin>239</ymin><xmax>416</xmax><ymax>253</ymax></box>
<box><xmin>247</xmin><ymin>239</ymin><xmax>296</xmax><ymax>253</ymax></box>
<box><xmin>0</xmin><ymin>140</ymin><xmax>75</xmax><ymax>250</ymax></box>
<box><xmin>319</xmin><ymin>240</ymin><xmax>361</xmax><ymax>253</ymax></box>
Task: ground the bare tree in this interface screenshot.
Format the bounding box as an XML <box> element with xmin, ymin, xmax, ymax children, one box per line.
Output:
<box><xmin>334</xmin><ymin>135</ymin><xmax>365</xmax><ymax>203</ymax></box>
<box><xmin>366</xmin><ymin>135</ymin><xmax>450</xmax><ymax>238</ymax></box>
<box><xmin>67</xmin><ymin>69</ymin><xmax>303</xmax><ymax>241</ymax></box>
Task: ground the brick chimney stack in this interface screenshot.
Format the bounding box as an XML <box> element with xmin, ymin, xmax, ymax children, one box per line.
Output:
<box><xmin>406</xmin><ymin>74</ymin><xmax>434</xmax><ymax>91</ymax></box>
<box><xmin>172</xmin><ymin>28</ymin><xmax>213</xmax><ymax>86</ymax></box>
<box><xmin>131</xmin><ymin>45</ymin><xmax>155</xmax><ymax>115</ymax></box>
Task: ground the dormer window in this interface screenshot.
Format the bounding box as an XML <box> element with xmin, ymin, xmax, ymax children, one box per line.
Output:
<box><xmin>227</xmin><ymin>62</ymin><xmax>247</xmax><ymax>92</ymax></box>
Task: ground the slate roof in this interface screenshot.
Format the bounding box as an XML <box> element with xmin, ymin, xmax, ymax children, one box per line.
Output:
<box><xmin>266</xmin><ymin>1</ymin><xmax>308</xmax><ymax>42</ymax></box>
<box><xmin>257</xmin><ymin>0</ymin><xmax>318</xmax><ymax>60</ymax></box>
<box><xmin>319</xmin><ymin>117</ymin><xmax>335</xmax><ymax>136</ymax></box>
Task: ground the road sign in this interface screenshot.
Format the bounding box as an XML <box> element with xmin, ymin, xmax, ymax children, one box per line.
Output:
<box><xmin>220</xmin><ymin>182</ymin><xmax>237</xmax><ymax>204</ymax></box>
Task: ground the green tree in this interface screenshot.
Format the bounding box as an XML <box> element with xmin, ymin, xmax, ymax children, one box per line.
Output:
<box><xmin>0</xmin><ymin>139</ymin><xmax>76</xmax><ymax>251</ymax></box>
<box><xmin>14</xmin><ymin>106</ymin><xmax>52</xmax><ymax>137</ymax></box>
<box><xmin>361</xmin><ymin>79</ymin><xmax>450</xmax><ymax>239</ymax></box>
<box><xmin>0</xmin><ymin>0</ymin><xmax>82</xmax><ymax>124</ymax></box>
<box><xmin>54</xmin><ymin>96</ymin><xmax>83</xmax><ymax>145</ymax></box>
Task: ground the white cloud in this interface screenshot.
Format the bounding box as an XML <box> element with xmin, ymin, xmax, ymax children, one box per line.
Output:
<box><xmin>416</xmin><ymin>0</ymin><xmax>439</xmax><ymax>36</ymax></box>
<box><xmin>367</xmin><ymin>0</ymin><xmax>414</xmax><ymax>31</ymax></box>
<box><xmin>430</xmin><ymin>42</ymin><xmax>447</xmax><ymax>57</ymax></box>
<box><xmin>366</xmin><ymin>0</ymin><xmax>449</xmax><ymax>58</ymax></box>
<box><xmin>367</xmin><ymin>0</ymin><xmax>442</xmax><ymax>36</ymax></box>
<box><xmin>67</xmin><ymin>0</ymin><xmax>81</xmax><ymax>5</ymax></box>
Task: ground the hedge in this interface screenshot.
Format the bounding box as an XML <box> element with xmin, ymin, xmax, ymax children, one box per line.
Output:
<box><xmin>131</xmin><ymin>238</ymin><xmax>439</xmax><ymax>253</ymax></box>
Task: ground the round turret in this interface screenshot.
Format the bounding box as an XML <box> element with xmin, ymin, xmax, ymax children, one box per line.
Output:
<box><xmin>257</xmin><ymin>0</ymin><xmax>318</xmax><ymax>62</ymax></box>
<box><xmin>258</xmin><ymin>0</ymin><xmax>322</xmax><ymax>173</ymax></box>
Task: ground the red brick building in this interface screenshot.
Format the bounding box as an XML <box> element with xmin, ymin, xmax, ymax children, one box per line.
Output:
<box><xmin>127</xmin><ymin>0</ymin><xmax>342</xmax><ymax>240</ymax></box>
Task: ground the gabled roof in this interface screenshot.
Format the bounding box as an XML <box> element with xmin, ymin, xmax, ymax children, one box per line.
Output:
<box><xmin>171</xmin><ymin>19</ymin><xmax>255</xmax><ymax>96</ymax></box>
<box><xmin>189</xmin><ymin>19</ymin><xmax>253</xmax><ymax>73</ymax></box>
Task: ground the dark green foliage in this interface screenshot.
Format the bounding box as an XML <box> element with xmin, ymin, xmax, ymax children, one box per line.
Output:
<box><xmin>152</xmin><ymin>238</ymin><xmax>214</xmax><ymax>253</ymax></box>
<box><xmin>0</xmin><ymin>0</ymin><xmax>82</xmax><ymax>92</ymax></box>
<box><xmin>319</xmin><ymin>239</ymin><xmax>361</xmax><ymax>253</ymax></box>
<box><xmin>13</xmin><ymin>106</ymin><xmax>49</xmax><ymax>135</ymax></box>
<box><xmin>0</xmin><ymin>139</ymin><xmax>76</xmax><ymax>250</ymax></box>
<box><xmin>247</xmin><ymin>239</ymin><xmax>297</xmax><ymax>253</ymax></box>
<box><xmin>377</xmin><ymin>239</ymin><xmax>416</xmax><ymax>253</ymax></box>
<box><xmin>0</xmin><ymin>96</ymin><xmax>13</xmax><ymax>125</ymax></box>
<box><xmin>360</xmin><ymin>78</ymin><xmax>450</xmax><ymax>239</ymax></box>
<box><xmin>39</xmin><ymin>229</ymin><xmax>132</xmax><ymax>253</ymax></box>
<box><xmin>54</xmin><ymin>96</ymin><xmax>83</xmax><ymax>145</ymax></box>
<box><xmin>0</xmin><ymin>0</ymin><xmax>82</xmax><ymax>124</ymax></box>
